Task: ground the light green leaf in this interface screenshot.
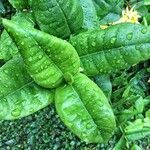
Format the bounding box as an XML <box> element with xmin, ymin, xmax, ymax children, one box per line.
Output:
<box><xmin>0</xmin><ymin>12</ymin><xmax>35</xmax><ymax>61</ymax></box>
<box><xmin>125</xmin><ymin>118</ymin><xmax>150</xmax><ymax>141</ymax></box>
<box><xmin>2</xmin><ymin>18</ymin><xmax>80</xmax><ymax>88</ymax></box>
<box><xmin>0</xmin><ymin>56</ymin><xmax>54</xmax><ymax>120</ymax></box>
<box><xmin>55</xmin><ymin>73</ymin><xmax>116</xmax><ymax>143</ymax></box>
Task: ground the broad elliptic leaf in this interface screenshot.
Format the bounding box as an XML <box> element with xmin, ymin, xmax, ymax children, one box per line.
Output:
<box><xmin>0</xmin><ymin>12</ymin><xmax>35</xmax><ymax>61</ymax></box>
<box><xmin>31</xmin><ymin>0</ymin><xmax>84</xmax><ymax>39</ymax></box>
<box><xmin>8</xmin><ymin>0</ymin><xmax>29</xmax><ymax>10</ymax></box>
<box><xmin>0</xmin><ymin>56</ymin><xmax>54</xmax><ymax>120</ymax></box>
<box><xmin>2</xmin><ymin>19</ymin><xmax>80</xmax><ymax>88</ymax></box>
<box><xmin>70</xmin><ymin>23</ymin><xmax>150</xmax><ymax>76</ymax></box>
<box><xmin>55</xmin><ymin>73</ymin><xmax>116</xmax><ymax>143</ymax></box>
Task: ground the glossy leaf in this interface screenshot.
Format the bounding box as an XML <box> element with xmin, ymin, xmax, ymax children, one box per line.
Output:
<box><xmin>70</xmin><ymin>23</ymin><xmax>150</xmax><ymax>76</ymax></box>
<box><xmin>8</xmin><ymin>0</ymin><xmax>29</xmax><ymax>10</ymax></box>
<box><xmin>55</xmin><ymin>73</ymin><xmax>116</xmax><ymax>143</ymax></box>
<box><xmin>0</xmin><ymin>12</ymin><xmax>35</xmax><ymax>61</ymax></box>
<box><xmin>31</xmin><ymin>0</ymin><xmax>83</xmax><ymax>38</ymax></box>
<box><xmin>79</xmin><ymin>0</ymin><xmax>99</xmax><ymax>29</ymax></box>
<box><xmin>2</xmin><ymin>19</ymin><xmax>80</xmax><ymax>88</ymax></box>
<box><xmin>113</xmin><ymin>136</ymin><xmax>127</xmax><ymax>150</ymax></box>
<box><xmin>0</xmin><ymin>56</ymin><xmax>54</xmax><ymax>120</ymax></box>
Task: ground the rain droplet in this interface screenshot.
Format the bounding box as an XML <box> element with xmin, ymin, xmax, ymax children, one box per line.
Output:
<box><xmin>11</xmin><ymin>108</ymin><xmax>21</xmax><ymax>117</ymax></box>
<box><xmin>91</xmin><ymin>41</ymin><xmax>96</xmax><ymax>47</ymax></box>
<box><xmin>97</xmin><ymin>101</ymin><xmax>104</xmax><ymax>107</ymax></box>
<box><xmin>135</xmin><ymin>45</ymin><xmax>141</xmax><ymax>50</ymax></box>
<box><xmin>116</xmin><ymin>60</ymin><xmax>120</xmax><ymax>63</ymax></box>
<box><xmin>141</xmin><ymin>28</ymin><xmax>147</xmax><ymax>34</ymax></box>
<box><xmin>86</xmin><ymin>123</ymin><xmax>92</xmax><ymax>129</ymax></box>
<box><xmin>29</xmin><ymin>108</ymin><xmax>34</xmax><ymax>113</ymax></box>
<box><xmin>28</xmin><ymin>57</ymin><xmax>32</xmax><ymax>62</ymax></box>
<box><xmin>51</xmin><ymin>72</ymin><xmax>55</xmax><ymax>75</ymax></box>
<box><xmin>4</xmin><ymin>70</ymin><xmax>9</xmax><ymax>74</ymax></box>
<box><xmin>21</xmin><ymin>42</ymin><xmax>24</xmax><ymax>45</ymax></box>
<box><xmin>110</xmin><ymin>37</ymin><xmax>116</xmax><ymax>44</ymax></box>
<box><xmin>41</xmin><ymin>66</ymin><xmax>44</xmax><ymax>69</ymax></box>
<box><xmin>127</xmin><ymin>33</ymin><xmax>133</xmax><ymax>40</ymax></box>
<box><xmin>38</xmin><ymin>55</ymin><xmax>43</xmax><ymax>59</ymax></box>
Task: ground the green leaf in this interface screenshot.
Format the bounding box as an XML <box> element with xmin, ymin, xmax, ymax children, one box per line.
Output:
<box><xmin>55</xmin><ymin>73</ymin><xmax>116</xmax><ymax>143</ymax></box>
<box><xmin>31</xmin><ymin>0</ymin><xmax>83</xmax><ymax>38</ymax></box>
<box><xmin>2</xmin><ymin>19</ymin><xmax>80</xmax><ymax>88</ymax></box>
<box><xmin>8</xmin><ymin>0</ymin><xmax>29</xmax><ymax>10</ymax></box>
<box><xmin>130</xmin><ymin>144</ymin><xmax>142</xmax><ymax>150</ymax></box>
<box><xmin>144</xmin><ymin>0</ymin><xmax>150</xmax><ymax>5</ymax></box>
<box><xmin>146</xmin><ymin>109</ymin><xmax>150</xmax><ymax>118</ymax></box>
<box><xmin>93</xmin><ymin>0</ymin><xmax>124</xmax><ymax>24</ymax></box>
<box><xmin>79</xmin><ymin>0</ymin><xmax>99</xmax><ymax>29</ymax></box>
<box><xmin>134</xmin><ymin>97</ymin><xmax>144</xmax><ymax>113</ymax></box>
<box><xmin>0</xmin><ymin>1</ymin><xmax>5</xmax><ymax>15</ymax></box>
<box><xmin>113</xmin><ymin>136</ymin><xmax>127</xmax><ymax>150</ymax></box>
<box><xmin>0</xmin><ymin>12</ymin><xmax>35</xmax><ymax>61</ymax></box>
<box><xmin>99</xmin><ymin>13</ymin><xmax>120</xmax><ymax>25</ymax></box>
<box><xmin>122</xmin><ymin>70</ymin><xmax>146</xmax><ymax>98</ymax></box>
<box><xmin>93</xmin><ymin>74</ymin><xmax>112</xmax><ymax>100</ymax></box>
<box><xmin>125</xmin><ymin>118</ymin><xmax>150</xmax><ymax>141</ymax></box>
<box><xmin>0</xmin><ymin>56</ymin><xmax>54</xmax><ymax>120</ymax></box>
<box><xmin>142</xmin><ymin>13</ymin><xmax>150</xmax><ymax>26</ymax></box>
<box><xmin>70</xmin><ymin>23</ymin><xmax>150</xmax><ymax>76</ymax></box>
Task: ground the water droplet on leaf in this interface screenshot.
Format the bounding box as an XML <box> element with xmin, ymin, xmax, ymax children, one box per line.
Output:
<box><xmin>127</xmin><ymin>33</ymin><xmax>133</xmax><ymax>40</ymax></box>
<box><xmin>110</xmin><ymin>37</ymin><xmax>116</xmax><ymax>44</ymax></box>
<box><xmin>28</xmin><ymin>57</ymin><xmax>32</xmax><ymax>62</ymax></box>
<box><xmin>11</xmin><ymin>108</ymin><xmax>21</xmax><ymax>117</ymax></box>
<box><xmin>91</xmin><ymin>42</ymin><xmax>96</xmax><ymax>47</ymax></box>
<box><xmin>141</xmin><ymin>28</ymin><xmax>147</xmax><ymax>34</ymax></box>
<box><xmin>38</xmin><ymin>55</ymin><xmax>42</xmax><ymax>59</ymax></box>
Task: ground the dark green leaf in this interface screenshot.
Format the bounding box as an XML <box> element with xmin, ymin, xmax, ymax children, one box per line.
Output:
<box><xmin>31</xmin><ymin>0</ymin><xmax>83</xmax><ymax>38</ymax></box>
<box><xmin>93</xmin><ymin>0</ymin><xmax>124</xmax><ymax>24</ymax></box>
<box><xmin>8</xmin><ymin>0</ymin><xmax>29</xmax><ymax>10</ymax></box>
<box><xmin>93</xmin><ymin>74</ymin><xmax>112</xmax><ymax>100</ymax></box>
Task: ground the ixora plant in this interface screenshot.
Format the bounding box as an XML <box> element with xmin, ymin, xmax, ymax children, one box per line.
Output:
<box><xmin>0</xmin><ymin>0</ymin><xmax>150</xmax><ymax>146</ymax></box>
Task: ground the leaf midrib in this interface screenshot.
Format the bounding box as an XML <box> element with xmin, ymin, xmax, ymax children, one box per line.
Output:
<box><xmin>0</xmin><ymin>80</ymin><xmax>34</xmax><ymax>100</ymax></box>
<box><xmin>72</xmin><ymin>85</ymin><xmax>104</xmax><ymax>141</ymax></box>
<box><xmin>55</xmin><ymin>0</ymin><xmax>71</xmax><ymax>33</ymax></box>
<box><xmin>80</xmin><ymin>43</ymin><xmax>150</xmax><ymax>58</ymax></box>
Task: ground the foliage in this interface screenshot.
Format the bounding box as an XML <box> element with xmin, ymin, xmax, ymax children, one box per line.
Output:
<box><xmin>0</xmin><ymin>0</ymin><xmax>150</xmax><ymax>149</ymax></box>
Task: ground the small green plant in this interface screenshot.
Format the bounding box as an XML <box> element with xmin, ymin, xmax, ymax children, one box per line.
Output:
<box><xmin>0</xmin><ymin>0</ymin><xmax>150</xmax><ymax>148</ymax></box>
